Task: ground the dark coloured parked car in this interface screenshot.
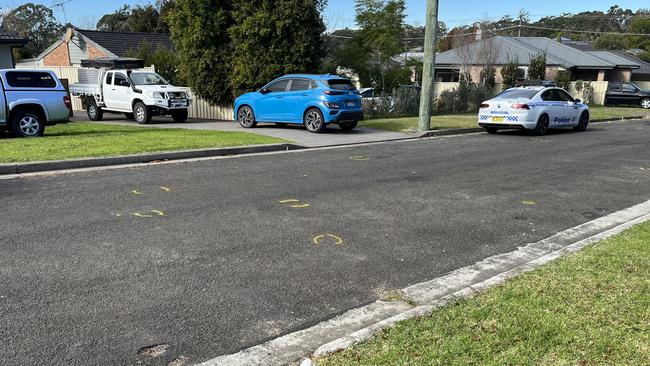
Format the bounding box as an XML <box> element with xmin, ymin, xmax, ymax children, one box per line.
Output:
<box><xmin>604</xmin><ymin>82</ymin><xmax>650</xmax><ymax>109</ymax></box>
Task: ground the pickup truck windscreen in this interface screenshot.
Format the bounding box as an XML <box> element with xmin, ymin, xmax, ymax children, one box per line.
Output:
<box><xmin>5</xmin><ymin>71</ymin><xmax>57</xmax><ymax>88</ymax></box>
<box><xmin>129</xmin><ymin>73</ymin><xmax>169</xmax><ymax>86</ymax></box>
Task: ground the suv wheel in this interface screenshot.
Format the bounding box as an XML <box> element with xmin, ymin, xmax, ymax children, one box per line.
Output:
<box><xmin>533</xmin><ymin>114</ymin><xmax>550</xmax><ymax>136</ymax></box>
<box><xmin>87</xmin><ymin>98</ymin><xmax>103</xmax><ymax>121</ymax></box>
<box><xmin>237</xmin><ymin>106</ymin><xmax>256</xmax><ymax>128</ymax></box>
<box><xmin>641</xmin><ymin>98</ymin><xmax>650</xmax><ymax>109</ymax></box>
<box><xmin>574</xmin><ymin>111</ymin><xmax>589</xmax><ymax>131</ymax></box>
<box><xmin>339</xmin><ymin>121</ymin><xmax>358</xmax><ymax>131</ymax></box>
<box><xmin>133</xmin><ymin>102</ymin><xmax>152</xmax><ymax>124</ymax></box>
<box><xmin>12</xmin><ymin>110</ymin><xmax>45</xmax><ymax>137</ymax></box>
<box><xmin>304</xmin><ymin>108</ymin><xmax>325</xmax><ymax>133</ymax></box>
<box><xmin>171</xmin><ymin>109</ymin><xmax>189</xmax><ymax>123</ymax></box>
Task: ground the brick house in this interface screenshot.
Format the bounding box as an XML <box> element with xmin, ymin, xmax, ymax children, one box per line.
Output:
<box><xmin>17</xmin><ymin>28</ymin><xmax>173</xmax><ymax>67</ymax></box>
<box><xmin>0</xmin><ymin>32</ymin><xmax>28</xmax><ymax>68</ymax></box>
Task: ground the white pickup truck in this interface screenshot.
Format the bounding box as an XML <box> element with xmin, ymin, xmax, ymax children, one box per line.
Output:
<box><xmin>70</xmin><ymin>60</ymin><xmax>191</xmax><ymax>124</ymax></box>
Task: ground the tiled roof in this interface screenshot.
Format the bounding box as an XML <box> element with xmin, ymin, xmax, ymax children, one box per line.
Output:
<box><xmin>0</xmin><ymin>31</ymin><xmax>28</xmax><ymax>45</ymax></box>
<box><xmin>603</xmin><ymin>50</ymin><xmax>650</xmax><ymax>75</ymax></box>
<box><xmin>75</xmin><ymin>29</ymin><xmax>174</xmax><ymax>57</ymax></box>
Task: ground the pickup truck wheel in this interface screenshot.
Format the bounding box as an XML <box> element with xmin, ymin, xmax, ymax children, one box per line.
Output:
<box><xmin>338</xmin><ymin>121</ymin><xmax>357</xmax><ymax>131</ymax></box>
<box><xmin>641</xmin><ymin>98</ymin><xmax>650</xmax><ymax>109</ymax></box>
<box><xmin>171</xmin><ymin>109</ymin><xmax>189</xmax><ymax>123</ymax></box>
<box><xmin>133</xmin><ymin>102</ymin><xmax>152</xmax><ymax>124</ymax></box>
<box><xmin>87</xmin><ymin>98</ymin><xmax>103</xmax><ymax>121</ymax></box>
<box><xmin>12</xmin><ymin>110</ymin><xmax>45</xmax><ymax>137</ymax></box>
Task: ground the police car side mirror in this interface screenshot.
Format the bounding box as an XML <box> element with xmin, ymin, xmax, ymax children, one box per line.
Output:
<box><xmin>575</xmin><ymin>99</ymin><xmax>581</xmax><ymax>104</ymax></box>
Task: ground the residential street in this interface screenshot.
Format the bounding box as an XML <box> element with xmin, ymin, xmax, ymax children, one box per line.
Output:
<box><xmin>1</xmin><ymin>120</ymin><xmax>649</xmax><ymax>365</ymax></box>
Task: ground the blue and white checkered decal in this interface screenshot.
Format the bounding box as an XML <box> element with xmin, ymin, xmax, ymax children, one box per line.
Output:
<box><xmin>479</xmin><ymin>115</ymin><xmax>490</xmax><ymax>121</ymax></box>
<box><xmin>506</xmin><ymin>115</ymin><xmax>519</xmax><ymax>122</ymax></box>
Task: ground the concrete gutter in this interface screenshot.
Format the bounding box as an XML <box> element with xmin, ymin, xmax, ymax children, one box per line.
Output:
<box><xmin>0</xmin><ymin>143</ymin><xmax>303</xmax><ymax>175</ymax></box>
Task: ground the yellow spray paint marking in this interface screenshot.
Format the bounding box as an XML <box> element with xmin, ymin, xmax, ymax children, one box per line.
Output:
<box><xmin>160</xmin><ymin>186</ymin><xmax>172</xmax><ymax>192</ymax></box>
<box><xmin>132</xmin><ymin>212</ymin><xmax>153</xmax><ymax>218</ymax></box>
<box><xmin>521</xmin><ymin>200</ymin><xmax>537</xmax><ymax>206</ymax></box>
<box><xmin>350</xmin><ymin>156</ymin><xmax>370</xmax><ymax>161</ymax></box>
<box><xmin>641</xmin><ymin>167</ymin><xmax>648</xmax><ymax>171</ymax></box>
<box><xmin>312</xmin><ymin>234</ymin><xmax>344</xmax><ymax>246</ymax></box>
<box><xmin>150</xmin><ymin>209</ymin><xmax>166</xmax><ymax>216</ymax></box>
<box><xmin>278</xmin><ymin>198</ymin><xmax>310</xmax><ymax>208</ymax></box>
<box><xmin>131</xmin><ymin>190</ymin><xmax>143</xmax><ymax>195</ymax></box>
<box><xmin>132</xmin><ymin>210</ymin><xmax>166</xmax><ymax>218</ymax></box>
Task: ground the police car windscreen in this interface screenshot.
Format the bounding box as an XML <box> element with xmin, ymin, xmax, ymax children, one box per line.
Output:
<box><xmin>494</xmin><ymin>89</ymin><xmax>538</xmax><ymax>99</ymax></box>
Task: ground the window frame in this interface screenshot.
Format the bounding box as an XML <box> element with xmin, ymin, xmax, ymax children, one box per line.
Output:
<box><xmin>113</xmin><ymin>72</ymin><xmax>130</xmax><ymax>88</ymax></box>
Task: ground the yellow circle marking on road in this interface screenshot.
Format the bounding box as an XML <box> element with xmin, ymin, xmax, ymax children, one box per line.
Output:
<box><xmin>312</xmin><ymin>234</ymin><xmax>344</xmax><ymax>246</ymax></box>
<box><xmin>350</xmin><ymin>156</ymin><xmax>370</xmax><ymax>161</ymax></box>
<box><xmin>521</xmin><ymin>200</ymin><xmax>536</xmax><ymax>206</ymax></box>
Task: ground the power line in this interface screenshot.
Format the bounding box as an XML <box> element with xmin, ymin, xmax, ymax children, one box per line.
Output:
<box><xmin>518</xmin><ymin>25</ymin><xmax>650</xmax><ymax>36</ymax></box>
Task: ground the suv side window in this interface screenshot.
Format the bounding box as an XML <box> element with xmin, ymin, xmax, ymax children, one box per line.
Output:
<box><xmin>267</xmin><ymin>80</ymin><xmax>289</xmax><ymax>93</ymax></box>
<box><xmin>114</xmin><ymin>73</ymin><xmax>129</xmax><ymax>87</ymax></box>
<box><xmin>5</xmin><ymin>71</ymin><xmax>57</xmax><ymax>88</ymax></box>
<box><xmin>621</xmin><ymin>84</ymin><xmax>636</xmax><ymax>93</ymax></box>
<box><xmin>289</xmin><ymin>79</ymin><xmax>311</xmax><ymax>91</ymax></box>
<box><xmin>105</xmin><ymin>72</ymin><xmax>113</xmax><ymax>85</ymax></box>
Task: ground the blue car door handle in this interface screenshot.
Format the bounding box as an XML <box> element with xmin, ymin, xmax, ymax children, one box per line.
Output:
<box><xmin>276</xmin><ymin>96</ymin><xmax>284</xmax><ymax>99</ymax></box>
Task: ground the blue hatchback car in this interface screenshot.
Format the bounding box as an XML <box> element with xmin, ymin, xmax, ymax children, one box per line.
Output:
<box><xmin>234</xmin><ymin>74</ymin><xmax>363</xmax><ymax>133</ymax></box>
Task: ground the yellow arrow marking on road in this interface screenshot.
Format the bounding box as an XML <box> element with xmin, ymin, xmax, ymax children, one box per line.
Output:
<box><xmin>131</xmin><ymin>190</ymin><xmax>143</xmax><ymax>195</ymax></box>
<box><xmin>521</xmin><ymin>200</ymin><xmax>537</xmax><ymax>206</ymax></box>
<box><xmin>289</xmin><ymin>203</ymin><xmax>310</xmax><ymax>208</ymax></box>
<box><xmin>132</xmin><ymin>212</ymin><xmax>153</xmax><ymax>218</ymax></box>
<box><xmin>160</xmin><ymin>186</ymin><xmax>172</xmax><ymax>192</ymax></box>
<box><xmin>150</xmin><ymin>210</ymin><xmax>166</xmax><ymax>216</ymax></box>
<box><xmin>278</xmin><ymin>199</ymin><xmax>300</xmax><ymax>204</ymax></box>
<box><xmin>278</xmin><ymin>198</ymin><xmax>310</xmax><ymax>208</ymax></box>
<box><xmin>312</xmin><ymin>234</ymin><xmax>344</xmax><ymax>246</ymax></box>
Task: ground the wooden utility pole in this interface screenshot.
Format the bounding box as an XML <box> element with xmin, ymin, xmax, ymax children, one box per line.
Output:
<box><xmin>417</xmin><ymin>0</ymin><xmax>440</xmax><ymax>131</ymax></box>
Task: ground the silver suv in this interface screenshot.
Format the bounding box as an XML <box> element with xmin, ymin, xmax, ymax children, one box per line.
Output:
<box><xmin>0</xmin><ymin>69</ymin><xmax>71</xmax><ymax>137</ymax></box>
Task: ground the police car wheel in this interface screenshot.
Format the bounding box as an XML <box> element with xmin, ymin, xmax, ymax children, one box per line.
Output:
<box><xmin>533</xmin><ymin>114</ymin><xmax>549</xmax><ymax>136</ymax></box>
<box><xmin>484</xmin><ymin>127</ymin><xmax>498</xmax><ymax>134</ymax></box>
<box><xmin>574</xmin><ymin>111</ymin><xmax>589</xmax><ymax>131</ymax></box>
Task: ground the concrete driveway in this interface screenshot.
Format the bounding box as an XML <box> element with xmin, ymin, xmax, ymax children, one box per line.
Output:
<box><xmin>70</xmin><ymin>112</ymin><xmax>410</xmax><ymax>148</ymax></box>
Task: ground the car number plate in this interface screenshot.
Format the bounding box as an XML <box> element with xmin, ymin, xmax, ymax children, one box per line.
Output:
<box><xmin>491</xmin><ymin>116</ymin><xmax>504</xmax><ymax>122</ymax></box>
<box><xmin>346</xmin><ymin>101</ymin><xmax>356</xmax><ymax>107</ymax></box>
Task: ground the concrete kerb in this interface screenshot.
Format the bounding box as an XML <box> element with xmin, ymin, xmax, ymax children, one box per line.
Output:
<box><xmin>0</xmin><ymin>143</ymin><xmax>304</xmax><ymax>175</ymax></box>
<box><xmin>199</xmin><ymin>199</ymin><xmax>650</xmax><ymax>366</ymax></box>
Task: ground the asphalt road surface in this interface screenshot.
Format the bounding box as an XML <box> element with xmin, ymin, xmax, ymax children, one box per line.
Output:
<box><xmin>1</xmin><ymin>120</ymin><xmax>649</xmax><ymax>365</ymax></box>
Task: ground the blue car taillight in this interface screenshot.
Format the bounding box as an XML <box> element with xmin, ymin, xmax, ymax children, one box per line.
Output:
<box><xmin>324</xmin><ymin>101</ymin><xmax>340</xmax><ymax>109</ymax></box>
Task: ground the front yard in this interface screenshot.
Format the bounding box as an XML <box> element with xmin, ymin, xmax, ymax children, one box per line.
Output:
<box><xmin>362</xmin><ymin>106</ymin><xmax>650</xmax><ymax>132</ymax></box>
<box><xmin>317</xmin><ymin>221</ymin><xmax>650</xmax><ymax>365</ymax></box>
<box><xmin>0</xmin><ymin>122</ymin><xmax>287</xmax><ymax>163</ymax></box>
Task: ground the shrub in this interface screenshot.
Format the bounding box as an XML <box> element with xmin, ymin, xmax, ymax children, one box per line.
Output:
<box><xmin>501</xmin><ymin>57</ymin><xmax>519</xmax><ymax>88</ymax></box>
<box><xmin>555</xmin><ymin>70</ymin><xmax>572</xmax><ymax>90</ymax></box>
<box><xmin>575</xmin><ymin>81</ymin><xmax>595</xmax><ymax>104</ymax></box>
<box><xmin>528</xmin><ymin>52</ymin><xmax>547</xmax><ymax>80</ymax></box>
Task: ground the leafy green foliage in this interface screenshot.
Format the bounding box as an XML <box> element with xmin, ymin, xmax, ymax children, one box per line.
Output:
<box><xmin>593</xmin><ymin>34</ymin><xmax>628</xmax><ymax>50</ymax></box>
<box><xmin>96</xmin><ymin>5</ymin><xmax>131</xmax><ymax>31</ymax></box>
<box><xmin>229</xmin><ymin>0</ymin><xmax>325</xmax><ymax>98</ymax></box>
<box><xmin>528</xmin><ymin>52</ymin><xmax>547</xmax><ymax>80</ymax></box>
<box><xmin>96</xmin><ymin>1</ymin><xmax>174</xmax><ymax>32</ymax></box>
<box><xmin>0</xmin><ymin>3</ymin><xmax>63</xmax><ymax>59</ymax></box>
<box><xmin>167</xmin><ymin>0</ymin><xmax>234</xmax><ymax>106</ymax></box>
<box><xmin>554</xmin><ymin>70</ymin><xmax>571</xmax><ymax>90</ymax></box>
<box><xmin>501</xmin><ymin>57</ymin><xmax>519</xmax><ymax>88</ymax></box>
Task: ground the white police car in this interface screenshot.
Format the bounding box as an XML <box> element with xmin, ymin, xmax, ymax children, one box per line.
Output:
<box><xmin>478</xmin><ymin>86</ymin><xmax>590</xmax><ymax>135</ymax></box>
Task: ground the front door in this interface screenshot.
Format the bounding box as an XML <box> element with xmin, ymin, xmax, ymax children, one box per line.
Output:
<box><xmin>104</xmin><ymin>72</ymin><xmax>132</xmax><ymax>111</ymax></box>
<box><xmin>620</xmin><ymin>83</ymin><xmax>640</xmax><ymax>106</ymax></box>
<box><xmin>556</xmin><ymin>89</ymin><xmax>581</xmax><ymax>126</ymax></box>
<box><xmin>255</xmin><ymin>79</ymin><xmax>290</xmax><ymax>122</ymax></box>
<box><xmin>605</xmin><ymin>84</ymin><xmax>622</xmax><ymax>105</ymax></box>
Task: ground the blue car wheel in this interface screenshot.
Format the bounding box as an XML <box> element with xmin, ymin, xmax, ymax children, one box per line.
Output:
<box><xmin>304</xmin><ymin>108</ymin><xmax>325</xmax><ymax>133</ymax></box>
<box><xmin>238</xmin><ymin>106</ymin><xmax>256</xmax><ymax>128</ymax></box>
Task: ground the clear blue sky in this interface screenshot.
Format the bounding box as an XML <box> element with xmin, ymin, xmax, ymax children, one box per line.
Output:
<box><xmin>1</xmin><ymin>0</ymin><xmax>648</xmax><ymax>30</ymax></box>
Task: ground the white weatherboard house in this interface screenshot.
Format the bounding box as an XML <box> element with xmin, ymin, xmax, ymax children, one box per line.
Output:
<box><xmin>0</xmin><ymin>32</ymin><xmax>28</xmax><ymax>68</ymax></box>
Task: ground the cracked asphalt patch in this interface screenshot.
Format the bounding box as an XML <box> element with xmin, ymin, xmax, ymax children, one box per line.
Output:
<box><xmin>0</xmin><ymin>120</ymin><xmax>649</xmax><ymax>365</ymax></box>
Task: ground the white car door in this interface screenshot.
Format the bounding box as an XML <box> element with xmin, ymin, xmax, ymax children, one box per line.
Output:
<box><xmin>107</xmin><ymin>72</ymin><xmax>132</xmax><ymax>111</ymax></box>
<box><xmin>102</xmin><ymin>72</ymin><xmax>118</xmax><ymax>109</ymax></box>
<box><xmin>557</xmin><ymin>89</ymin><xmax>582</xmax><ymax>125</ymax></box>
<box><xmin>539</xmin><ymin>89</ymin><xmax>561</xmax><ymax>124</ymax></box>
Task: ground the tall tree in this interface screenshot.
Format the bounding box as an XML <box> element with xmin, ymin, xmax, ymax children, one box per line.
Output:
<box><xmin>127</xmin><ymin>5</ymin><xmax>160</xmax><ymax>33</ymax></box>
<box><xmin>0</xmin><ymin>3</ymin><xmax>63</xmax><ymax>59</ymax></box>
<box><xmin>96</xmin><ymin>5</ymin><xmax>131</xmax><ymax>32</ymax></box>
<box><xmin>167</xmin><ymin>0</ymin><xmax>234</xmax><ymax>106</ymax></box>
<box><xmin>229</xmin><ymin>0</ymin><xmax>325</xmax><ymax>98</ymax></box>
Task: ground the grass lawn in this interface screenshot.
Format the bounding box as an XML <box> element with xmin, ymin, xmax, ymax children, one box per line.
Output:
<box><xmin>317</xmin><ymin>221</ymin><xmax>650</xmax><ymax>366</ymax></box>
<box><xmin>362</xmin><ymin>105</ymin><xmax>649</xmax><ymax>132</ymax></box>
<box><xmin>0</xmin><ymin>122</ymin><xmax>287</xmax><ymax>163</ymax></box>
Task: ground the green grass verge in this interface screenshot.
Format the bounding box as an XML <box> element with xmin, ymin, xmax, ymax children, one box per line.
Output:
<box><xmin>317</xmin><ymin>221</ymin><xmax>650</xmax><ymax>366</ymax></box>
<box><xmin>362</xmin><ymin>106</ymin><xmax>649</xmax><ymax>132</ymax></box>
<box><xmin>0</xmin><ymin>122</ymin><xmax>288</xmax><ymax>163</ymax></box>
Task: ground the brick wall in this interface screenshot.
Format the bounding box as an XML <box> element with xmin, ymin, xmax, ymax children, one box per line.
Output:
<box><xmin>87</xmin><ymin>45</ymin><xmax>107</xmax><ymax>59</ymax></box>
<box><xmin>43</xmin><ymin>41</ymin><xmax>70</xmax><ymax>66</ymax></box>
